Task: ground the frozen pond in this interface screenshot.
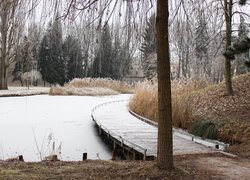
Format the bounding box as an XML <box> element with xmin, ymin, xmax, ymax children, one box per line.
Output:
<box><xmin>0</xmin><ymin>94</ymin><xmax>131</xmax><ymax>162</ymax></box>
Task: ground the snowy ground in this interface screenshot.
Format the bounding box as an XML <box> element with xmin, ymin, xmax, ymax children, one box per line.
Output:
<box><xmin>0</xmin><ymin>87</ymin><xmax>50</xmax><ymax>97</ymax></box>
<box><xmin>0</xmin><ymin>94</ymin><xmax>131</xmax><ymax>162</ymax></box>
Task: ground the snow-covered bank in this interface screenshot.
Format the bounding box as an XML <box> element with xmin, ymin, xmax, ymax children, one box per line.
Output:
<box><xmin>0</xmin><ymin>94</ymin><xmax>131</xmax><ymax>161</ymax></box>
<box><xmin>0</xmin><ymin>87</ymin><xmax>50</xmax><ymax>97</ymax></box>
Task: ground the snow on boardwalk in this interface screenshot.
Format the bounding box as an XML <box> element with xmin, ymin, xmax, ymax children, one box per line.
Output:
<box><xmin>92</xmin><ymin>100</ymin><xmax>217</xmax><ymax>158</ymax></box>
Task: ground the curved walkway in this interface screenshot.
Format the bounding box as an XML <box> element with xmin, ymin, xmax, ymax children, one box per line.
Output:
<box><xmin>92</xmin><ymin>100</ymin><xmax>227</xmax><ymax>158</ymax></box>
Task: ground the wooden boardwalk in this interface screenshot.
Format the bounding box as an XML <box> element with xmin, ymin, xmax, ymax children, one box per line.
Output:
<box><xmin>91</xmin><ymin>100</ymin><xmax>227</xmax><ymax>160</ymax></box>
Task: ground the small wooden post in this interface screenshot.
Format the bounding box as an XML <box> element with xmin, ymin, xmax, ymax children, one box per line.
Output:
<box><xmin>121</xmin><ymin>139</ymin><xmax>124</xmax><ymax>147</ymax></box>
<box><xmin>98</xmin><ymin>127</ymin><xmax>102</xmax><ymax>135</ymax></box>
<box><xmin>51</xmin><ymin>155</ymin><xmax>58</xmax><ymax>161</ymax></box>
<box><xmin>18</xmin><ymin>155</ymin><xmax>24</xmax><ymax>162</ymax></box>
<box><xmin>112</xmin><ymin>142</ymin><xmax>117</xmax><ymax>160</ymax></box>
<box><xmin>143</xmin><ymin>149</ymin><xmax>147</xmax><ymax>161</ymax></box>
<box><xmin>133</xmin><ymin>150</ymin><xmax>136</xmax><ymax>160</ymax></box>
<box><xmin>83</xmin><ymin>153</ymin><xmax>87</xmax><ymax>161</ymax></box>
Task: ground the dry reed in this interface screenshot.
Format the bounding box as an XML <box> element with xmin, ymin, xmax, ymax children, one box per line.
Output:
<box><xmin>129</xmin><ymin>78</ymin><xmax>209</xmax><ymax>129</ymax></box>
<box><xmin>129</xmin><ymin>79</ymin><xmax>158</xmax><ymax>121</ymax></box>
<box><xmin>50</xmin><ymin>78</ymin><xmax>134</xmax><ymax>96</ymax></box>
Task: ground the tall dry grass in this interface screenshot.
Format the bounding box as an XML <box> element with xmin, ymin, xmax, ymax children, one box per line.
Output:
<box><xmin>129</xmin><ymin>79</ymin><xmax>158</xmax><ymax>121</ymax></box>
<box><xmin>50</xmin><ymin>78</ymin><xmax>134</xmax><ymax>96</ymax></box>
<box><xmin>66</xmin><ymin>78</ymin><xmax>133</xmax><ymax>93</ymax></box>
<box><xmin>171</xmin><ymin>79</ymin><xmax>210</xmax><ymax>129</ymax></box>
<box><xmin>129</xmin><ymin>78</ymin><xmax>209</xmax><ymax>130</ymax></box>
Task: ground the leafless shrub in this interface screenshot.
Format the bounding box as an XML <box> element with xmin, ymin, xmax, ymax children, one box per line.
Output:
<box><xmin>21</xmin><ymin>70</ymin><xmax>42</xmax><ymax>86</ymax></box>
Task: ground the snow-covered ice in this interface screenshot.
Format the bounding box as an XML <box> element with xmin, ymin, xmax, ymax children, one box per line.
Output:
<box><xmin>0</xmin><ymin>94</ymin><xmax>131</xmax><ymax>161</ymax></box>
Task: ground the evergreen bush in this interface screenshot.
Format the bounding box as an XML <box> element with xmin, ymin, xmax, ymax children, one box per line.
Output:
<box><xmin>190</xmin><ymin>121</ymin><xmax>218</xmax><ymax>140</ymax></box>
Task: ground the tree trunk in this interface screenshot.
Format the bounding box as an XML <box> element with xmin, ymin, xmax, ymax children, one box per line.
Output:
<box><xmin>156</xmin><ymin>0</ymin><xmax>174</xmax><ymax>169</ymax></box>
<box><xmin>225</xmin><ymin>58</ymin><xmax>233</xmax><ymax>95</ymax></box>
<box><xmin>84</xmin><ymin>51</ymin><xmax>89</xmax><ymax>77</ymax></box>
<box><xmin>224</xmin><ymin>0</ymin><xmax>233</xmax><ymax>96</ymax></box>
<box><xmin>0</xmin><ymin>10</ymin><xmax>8</xmax><ymax>90</ymax></box>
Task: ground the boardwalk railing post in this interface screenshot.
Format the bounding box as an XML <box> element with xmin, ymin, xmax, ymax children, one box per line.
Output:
<box><xmin>112</xmin><ymin>141</ymin><xmax>116</xmax><ymax>160</ymax></box>
<box><xmin>121</xmin><ymin>139</ymin><xmax>123</xmax><ymax>147</ymax></box>
<box><xmin>133</xmin><ymin>150</ymin><xmax>136</xmax><ymax>160</ymax></box>
<box><xmin>98</xmin><ymin>126</ymin><xmax>102</xmax><ymax>135</ymax></box>
<box><xmin>107</xmin><ymin>131</ymin><xmax>110</xmax><ymax>138</ymax></box>
<box><xmin>143</xmin><ymin>149</ymin><xmax>147</xmax><ymax>160</ymax></box>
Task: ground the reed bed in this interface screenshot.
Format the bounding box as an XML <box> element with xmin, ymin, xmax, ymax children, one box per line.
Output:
<box><xmin>50</xmin><ymin>78</ymin><xmax>134</xmax><ymax>96</ymax></box>
<box><xmin>129</xmin><ymin>78</ymin><xmax>209</xmax><ymax>130</ymax></box>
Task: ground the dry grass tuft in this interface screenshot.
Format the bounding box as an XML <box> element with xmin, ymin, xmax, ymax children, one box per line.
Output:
<box><xmin>129</xmin><ymin>79</ymin><xmax>158</xmax><ymax>121</ymax></box>
<box><xmin>129</xmin><ymin>78</ymin><xmax>208</xmax><ymax>129</ymax></box>
<box><xmin>50</xmin><ymin>78</ymin><xmax>134</xmax><ymax>96</ymax></box>
<box><xmin>171</xmin><ymin>79</ymin><xmax>210</xmax><ymax>129</ymax></box>
<box><xmin>50</xmin><ymin>85</ymin><xmax>120</xmax><ymax>96</ymax></box>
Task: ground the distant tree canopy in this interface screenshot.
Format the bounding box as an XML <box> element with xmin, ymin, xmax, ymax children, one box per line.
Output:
<box><xmin>63</xmin><ymin>35</ymin><xmax>84</xmax><ymax>82</ymax></box>
<box><xmin>111</xmin><ymin>33</ymin><xmax>126</xmax><ymax>80</ymax></box>
<box><xmin>12</xmin><ymin>36</ymin><xmax>32</xmax><ymax>85</ymax></box>
<box><xmin>194</xmin><ymin>8</ymin><xmax>210</xmax><ymax>78</ymax></box>
<box><xmin>38</xmin><ymin>21</ymin><xmax>87</xmax><ymax>85</ymax></box>
<box><xmin>92</xmin><ymin>25</ymin><xmax>113</xmax><ymax>78</ymax></box>
<box><xmin>38</xmin><ymin>18</ymin><xmax>65</xmax><ymax>86</ymax></box>
<box><xmin>92</xmin><ymin>24</ymin><xmax>124</xmax><ymax>79</ymax></box>
<box><xmin>50</xmin><ymin>17</ymin><xmax>65</xmax><ymax>85</ymax></box>
<box><xmin>140</xmin><ymin>14</ymin><xmax>157</xmax><ymax>79</ymax></box>
<box><xmin>140</xmin><ymin>14</ymin><xmax>156</xmax><ymax>60</ymax></box>
<box><xmin>38</xmin><ymin>34</ymin><xmax>50</xmax><ymax>85</ymax></box>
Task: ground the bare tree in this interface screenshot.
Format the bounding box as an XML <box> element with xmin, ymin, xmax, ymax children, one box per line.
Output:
<box><xmin>171</xmin><ymin>18</ymin><xmax>192</xmax><ymax>79</ymax></box>
<box><xmin>0</xmin><ymin>0</ymin><xmax>26</xmax><ymax>89</ymax></box>
<box><xmin>221</xmin><ymin>0</ymin><xmax>250</xmax><ymax>95</ymax></box>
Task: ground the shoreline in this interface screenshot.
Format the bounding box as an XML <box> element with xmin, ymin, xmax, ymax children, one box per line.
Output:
<box><xmin>0</xmin><ymin>86</ymin><xmax>50</xmax><ymax>97</ymax></box>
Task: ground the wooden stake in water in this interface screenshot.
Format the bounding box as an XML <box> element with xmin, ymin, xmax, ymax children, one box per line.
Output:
<box><xmin>83</xmin><ymin>153</ymin><xmax>87</xmax><ymax>161</ymax></box>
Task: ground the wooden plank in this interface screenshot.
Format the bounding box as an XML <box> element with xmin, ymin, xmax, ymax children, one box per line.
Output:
<box><xmin>92</xmin><ymin>100</ymin><xmax>217</xmax><ymax>158</ymax></box>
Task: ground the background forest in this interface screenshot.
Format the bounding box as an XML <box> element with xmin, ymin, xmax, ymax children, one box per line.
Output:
<box><xmin>0</xmin><ymin>0</ymin><xmax>249</xmax><ymax>89</ymax></box>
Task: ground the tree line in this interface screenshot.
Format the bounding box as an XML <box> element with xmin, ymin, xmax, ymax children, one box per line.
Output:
<box><xmin>140</xmin><ymin>2</ymin><xmax>250</xmax><ymax>87</ymax></box>
<box><xmin>11</xmin><ymin>15</ymin><xmax>126</xmax><ymax>86</ymax></box>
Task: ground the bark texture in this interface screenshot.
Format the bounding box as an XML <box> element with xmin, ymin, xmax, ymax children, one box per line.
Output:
<box><xmin>0</xmin><ymin>4</ymin><xmax>8</xmax><ymax>90</ymax></box>
<box><xmin>0</xmin><ymin>0</ymin><xmax>22</xmax><ymax>90</ymax></box>
<box><xmin>224</xmin><ymin>0</ymin><xmax>233</xmax><ymax>96</ymax></box>
<box><xmin>156</xmin><ymin>0</ymin><xmax>174</xmax><ymax>169</ymax></box>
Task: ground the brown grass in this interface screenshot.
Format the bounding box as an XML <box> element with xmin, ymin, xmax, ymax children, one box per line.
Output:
<box><xmin>129</xmin><ymin>73</ymin><xmax>250</xmax><ymax>157</ymax></box>
<box><xmin>171</xmin><ymin>79</ymin><xmax>210</xmax><ymax>129</ymax></box>
<box><xmin>50</xmin><ymin>78</ymin><xmax>134</xmax><ymax>96</ymax></box>
<box><xmin>50</xmin><ymin>85</ymin><xmax>120</xmax><ymax>96</ymax></box>
<box><xmin>129</xmin><ymin>79</ymin><xmax>158</xmax><ymax>121</ymax></box>
<box><xmin>0</xmin><ymin>154</ymin><xmax>236</xmax><ymax>179</ymax></box>
<box><xmin>129</xmin><ymin>78</ymin><xmax>208</xmax><ymax>129</ymax></box>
